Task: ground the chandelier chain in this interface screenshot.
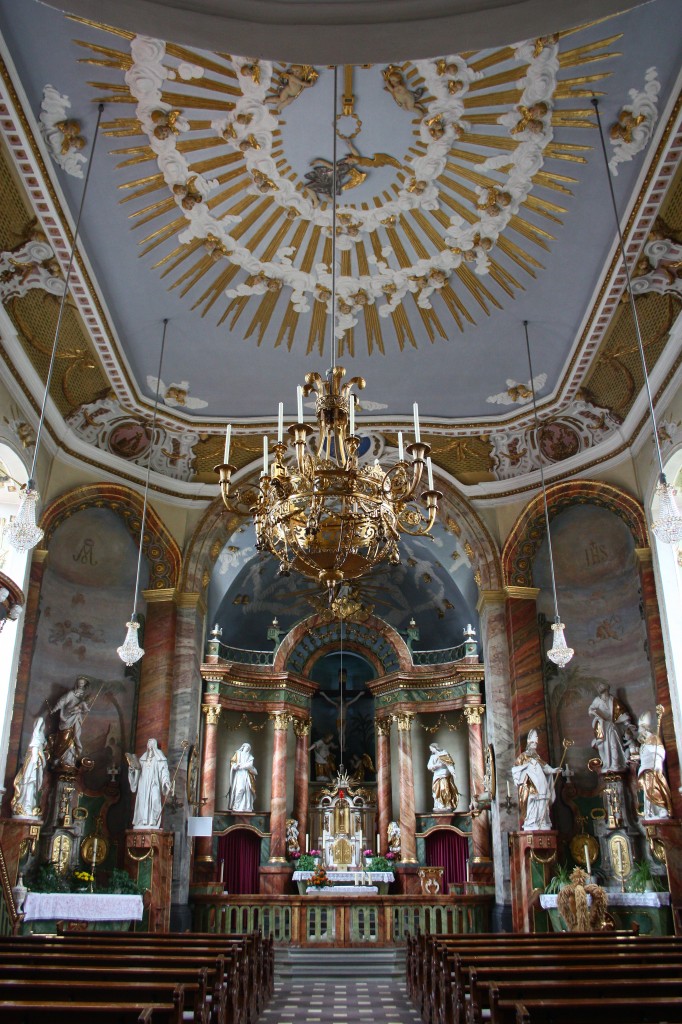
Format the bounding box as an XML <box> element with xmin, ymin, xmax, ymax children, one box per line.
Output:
<box><xmin>331</xmin><ymin>65</ymin><xmax>339</xmax><ymax>372</ymax></box>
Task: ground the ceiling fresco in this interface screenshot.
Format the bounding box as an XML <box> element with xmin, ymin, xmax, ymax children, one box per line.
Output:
<box><xmin>0</xmin><ymin>0</ymin><xmax>679</xmax><ymax>497</ymax></box>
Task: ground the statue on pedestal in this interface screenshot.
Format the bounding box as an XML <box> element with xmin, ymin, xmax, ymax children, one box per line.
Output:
<box><xmin>427</xmin><ymin>743</ymin><xmax>460</xmax><ymax>811</ymax></box>
<box><xmin>388</xmin><ymin>820</ymin><xmax>401</xmax><ymax>858</ymax></box>
<box><xmin>126</xmin><ymin>738</ymin><xmax>171</xmax><ymax>829</ymax></box>
<box><xmin>310</xmin><ymin>733</ymin><xmax>338</xmax><ymax>781</ymax></box>
<box><xmin>12</xmin><ymin>717</ymin><xmax>47</xmax><ymax>819</ymax></box>
<box><xmin>286</xmin><ymin>817</ymin><xmax>300</xmax><ymax>856</ymax></box>
<box><xmin>588</xmin><ymin>683</ymin><xmax>637</xmax><ymax>772</ymax></box>
<box><xmin>228</xmin><ymin>742</ymin><xmax>257</xmax><ymax>812</ymax></box>
<box><xmin>637</xmin><ymin>709</ymin><xmax>673</xmax><ymax>820</ymax></box>
<box><xmin>512</xmin><ymin>729</ymin><xmax>564</xmax><ymax>831</ymax></box>
<box><xmin>49</xmin><ymin>676</ymin><xmax>92</xmax><ymax>769</ymax></box>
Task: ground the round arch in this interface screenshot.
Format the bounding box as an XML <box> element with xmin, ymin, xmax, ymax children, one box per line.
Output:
<box><xmin>502</xmin><ymin>479</ymin><xmax>647</xmax><ymax>588</ymax></box>
<box><xmin>39</xmin><ymin>483</ymin><xmax>182</xmax><ymax>589</ymax></box>
<box><xmin>275</xmin><ymin>612</ymin><xmax>413</xmax><ymax>676</ymax></box>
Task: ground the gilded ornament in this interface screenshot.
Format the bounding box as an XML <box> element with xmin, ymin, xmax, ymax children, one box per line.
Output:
<box><xmin>510</xmin><ymin>102</ymin><xmax>549</xmax><ymax>135</ymax></box>
<box><xmin>393</xmin><ymin>712</ymin><xmax>414</xmax><ymax>732</ymax></box>
<box><xmin>270</xmin><ymin>711</ymin><xmax>293</xmax><ymax>731</ymax></box>
<box><xmin>610</xmin><ymin>110</ymin><xmax>646</xmax><ymax>144</ymax></box>
<box><xmin>251</xmin><ymin>169</ymin><xmax>277</xmax><ymax>193</ymax></box>
<box><xmin>376</xmin><ymin>719</ymin><xmax>391</xmax><ymax>737</ymax></box>
<box><xmin>382</xmin><ymin>65</ymin><xmax>427</xmax><ymax>115</ymax></box>
<box><xmin>172</xmin><ymin>176</ymin><xmax>203</xmax><ymax>210</ymax></box>
<box><xmin>150</xmin><ymin>109</ymin><xmax>184</xmax><ymax>140</ymax></box>
<box><xmin>292</xmin><ymin>717</ymin><xmax>311</xmax><ymax>738</ymax></box>
<box><xmin>55</xmin><ymin>119</ymin><xmax>86</xmax><ymax>155</ymax></box>
<box><xmin>202</xmin><ymin>703</ymin><xmax>222</xmax><ymax>726</ymax></box>
<box><xmin>463</xmin><ymin>706</ymin><xmax>485</xmax><ymax>725</ymax></box>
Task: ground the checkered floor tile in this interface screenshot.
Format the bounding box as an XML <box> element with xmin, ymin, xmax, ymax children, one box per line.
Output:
<box><xmin>260</xmin><ymin>979</ymin><xmax>423</xmax><ymax>1023</ymax></box>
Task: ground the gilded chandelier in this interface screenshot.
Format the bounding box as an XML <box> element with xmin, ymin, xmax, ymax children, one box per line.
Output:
<box><xmin>215</xmin><ymin>368</ymin><xmax>441</xmax><ymax>591</ymax></box>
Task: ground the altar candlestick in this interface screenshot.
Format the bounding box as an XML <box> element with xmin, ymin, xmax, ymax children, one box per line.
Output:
<box><xmin>466</xmin><ymin>860</ymin><xmax>470</xmax><ymax>882</ymax></box>
<box><xmin>223</xmin><ymin>424</ymin><xmax>231</xmax><ymax>464</ymax></box>
<box><xmin>506</xmin><ymin>780</ymin><xmax>511</xmax><ymax>799</ymax></box>
<box><xmin>398</xmin><ymin>432</ymin><xmax>404</xmax><ymax>462</ymax></box>
<box><xmin>297</xmin><ymin>386</ymin><xmax>303</xmax><ymax>423</ymax></box>
<box><xmin>413</xmin><ymin>403</ymin><xmax>420</xmax><ymax>442</ymax></box>
<box><xmin>219</xmin><ymin>860</ymin><xmax>224</xmax><ymax>884</ymax></box>
<box><xmin>277</xmin><ymin>402</ymin><xmax>283</xmax><ymax>443</ymax></box>
<box><xmin>92</xmin><ymin>837</ymin><xmax>98</xmax><ymax>860</ymax></box>
<box><xmin>305</xmin><ymin>833</ymin><xmax>309</xmax><ymax>853</ymax></box>
<box><xmin>376</xmin><ymin>833</ymin><xmax>380</xmax><ymax>854</ymax></box>
<box><xmin>584</xmin><ymin>843</ymin><xmax>591</xmax><ymax>875</ymax></box>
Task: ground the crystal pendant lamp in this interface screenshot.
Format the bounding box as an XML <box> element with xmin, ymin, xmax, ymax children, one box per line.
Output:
<box><xmin>592</xmin><ymin>97</ymin><xmax>682</xmax><ymax>546</ymax></box>
<box><xmin>7</xmin><ymin>105</ymin><xmax>104</xmax><ymax>555</ymax></box>
<box><xmin>523</xmin><ymin>321</ymin><xmax>574</xmax><ymax>669</ymax></box>
<box><xmin>116</xmin><ymin>319</ymin><xmax>169</xmax><ymax>666</ymax></box>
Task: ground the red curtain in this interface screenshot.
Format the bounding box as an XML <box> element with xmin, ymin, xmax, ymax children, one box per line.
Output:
<box><xmin>216</xmin><ymin>829</ymin><xmax>261</xmax><ymax>894</ymax></box>
<box><xmin>425</xmin><ymin>829</ymin><xmax>468</xmax><ymax>889</ymax></box>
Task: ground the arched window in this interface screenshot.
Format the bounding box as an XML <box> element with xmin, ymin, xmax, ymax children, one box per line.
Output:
<box><xmin>0</xmin><ymin>441</ymin><xmax>30</xmax><ymax>780</ymax></box>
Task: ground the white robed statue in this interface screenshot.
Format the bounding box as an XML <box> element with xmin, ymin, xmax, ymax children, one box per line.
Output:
<box><xmin>637</xmin><ymin>710</ymin><xmax>673</xmax><ymax>820</ymax></box>
<box><xmin>512</xmin><ymin>729</ymin><xmax>564</xmax><ymax>831</ymax></box>
<box><xmin>228</xmin><ymin>742</ymin><xmax>257</xmax><ymax>812</ymax></box>
<box><xmin>428</xmin><ymin>743</ymin><xmax>460</xmax><ymax>811</ymax></box>
<box><xmin>127</xmin><ymin>738</ymin><xmax>171</xmax><ymax>829</ymax></box>
<box><xmin>12</xmin><ymin>717</ymin><xmax>47</xmax><ymax>819</ymax></box>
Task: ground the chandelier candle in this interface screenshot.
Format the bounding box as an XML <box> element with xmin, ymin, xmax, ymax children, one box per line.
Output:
<box><xmin>398</xmin><ymin>432</ymin><xmax>404</xmax><ymax>462</ymax></box>
<box><xmin>223</xmin><ymin>424</ymin><xmax>232</xmax><ymax>465</ymax></box>
<box><xmin>277</xmin><ymin>403</ymin><xmax>284</xmax><ymax>443</ymax></box>
<box><xmin>413</xmin><ymin>403</ymin><xmax>421</xmax><ymax>443</ymax></box>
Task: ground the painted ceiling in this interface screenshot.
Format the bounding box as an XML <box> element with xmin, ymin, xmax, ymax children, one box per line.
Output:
<box><xmin>0</xmin><ymin>0</ymin><xmax>679</xmax><ymax>498</ymax></box>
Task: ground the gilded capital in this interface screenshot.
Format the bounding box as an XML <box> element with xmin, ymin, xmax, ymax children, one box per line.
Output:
<box><xmin>270</xmin><ymin>711</ymin><xmax>292</xmax><ymax>731</ymax></box>
<box><xmin>202</xmin><ymin>703</ymin><xmax>222</xmax><ymax>726</ymax></box>
<box><xmin>463</xmin><ymin>705</ymin><xmax>485</xmax><ymax>726</ymax></box>
<box><xmin>376</xmin><ymin>719</ymin><xmax>392</xmax><ymax>737</ymax></box>
<box><xmin>393</xmin><ymin>712</ymin><xmax>414</xmax><ymax>732</ymax></box>
<box><xmin>293</xmin><ymin>717</ymin><xmax>311</xmax><ymax>738</ymax></box>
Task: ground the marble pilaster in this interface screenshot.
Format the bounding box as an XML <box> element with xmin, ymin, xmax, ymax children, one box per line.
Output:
<box><xmin>269</xmin><ymin>712</ymin><xmax>290</xmax><ymax>864</ymax></box>
<box><xmin>136</xmin><ymin>588</ymin><xmax>177</xmax><ymax>752</ymax></box>
<box><xmin>376</xmin><ymin>718</ymin><xmax>392</xmax><ymax>855</ymax></box>
<box><xmin>504</xmin><ymin>586</ymin><xmax>549</xmax><ymax>758</ymax></box>
<box><xmin>464</xmin><ymin>705</ymin><xmax>492</xmax><ymax>871</ymax></box>
<box><xmin>195</xmin><ymin>702</ymin><xmax>221</xmax><ymax>867</ymax></box>
<box><xmin>395</xmin><ymin>712</ymin><xmax>417</xmax><ymax>864</ymax></box>
<box><xmin>478</xmin><ymin>590</ymin><xmax>517</xmax><ymax>906</ymax></box>
<box><xmin>168</xmin><ymin>593</ymin><xmax>205</xmax><ymax>904</ymax></box>
<box><xmin>636</xmin><ymin>548</ymin><xmax>681</xmax><ymax>813</ymax></box>
<box><xmin>292</xmin><ymin>717</ymin><xmax>310</xmax><ymax>850</ymax></box>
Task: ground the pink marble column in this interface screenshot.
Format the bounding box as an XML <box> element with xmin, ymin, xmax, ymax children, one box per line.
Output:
<box><xmin>195</xmin><ymin>702</ymin><xmax>221</xmax><ymax>866</ymax></box>
<box><xmin>464</xmin><ymin>706</ymin><xmax>492</xmax><ymax>867</ymax></box>
<box><xmin>269</xmin><ymin>712</ymin><xmax>290</xmax><ymax>863</ymax></box>
<box><xmin>136</xmin><ymin>589</ymin><xmax>177</xmax><ymax>753</ymax></box>
<box><xmin>293</xmin><ymin>718</ymin><xmax>310</xmax><ymax>850</ymax></box>
<box><xmin>395</xmin><ymin>712</ymin><xmax>417</xmax><ymax>863</ymax></box>
<box><xmin>376</xmin><ymin>718</ymin><xmax>393</xmax><ymax>855</ymax></box>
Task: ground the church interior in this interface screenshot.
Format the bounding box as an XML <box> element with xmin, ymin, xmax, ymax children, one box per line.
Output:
<box><xmin>0</xmin><ymin>0</ymin><xmax>681</xmax><ymax>1016</ymax></box>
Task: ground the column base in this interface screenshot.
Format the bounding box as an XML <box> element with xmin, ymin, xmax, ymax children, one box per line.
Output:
<box><xmin>259</xmin><ymin>864</ymin><xmax>293</xmax><ymax>895</ymax></box>
<box><xmin>471</xmin><ymin>858</ymin><xmax>494</xmax><ymax>886</ymax></box>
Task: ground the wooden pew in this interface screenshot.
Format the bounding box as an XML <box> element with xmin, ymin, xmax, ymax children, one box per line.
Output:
<box><xmin>498</xmin><ymin>993</ymin><xmax>682</xmax><ymax>1024</ymax></box>
<box><xmin>0</xmin><ymin>982</ymin><xmax>185</xmax><ymax>1024</ymax></box>
<box><xmin>487</xmin><ymin>978</ymin><xmax>682</xmax><ymax>1024</ymax></box>
<box><xmin>0</xmin><ymin>978</ymin><xmax>205</xmax><ymax>1023</ymax></box>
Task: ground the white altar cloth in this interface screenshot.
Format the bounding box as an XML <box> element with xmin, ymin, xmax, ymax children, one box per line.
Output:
<box><xmin>24</xmin><ymin>893</ymin><xmax>144</xmax><ymax>922</ymax></box>
<box><xmin>293</xmin><ymin>871</ymin><xmax>394</xmax><ymax>883</ymax></box>
<box><xmin>540</xmin><ymin>891</ymin><xmax>670</xmax><ymax>909</ymax></box>
<box><xmin>306</xmin><ymin>886</ymin><xmax>379</xmax><ymax>894</ymax></box>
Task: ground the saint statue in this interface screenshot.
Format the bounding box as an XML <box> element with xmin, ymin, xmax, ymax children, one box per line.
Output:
<box><xmin>228</xmin><ymin>743</ymin><xmax>258</xmax><ymax>812</ymax></box>
<box><xmin>49</xmin><ymin>675</ymin><xmax>92</xmax><ymax>768</ymax></box>
<box><xmin>11</xmin><ymin>717</ymin><xmax>47</xmax><ymax>819</ymax></box>
<box><xmin>388</xmin><ymin>821</ymin><xmax>401</xmax><ymax>858</ymax></box>
<box><xmin>286</xmin><ymin>817</ymin><xmax>300</xmax><ymax>855</ymax></box>
<box><xmin>126</xmin><ymin>738</ymin><xmax>171</xmax><ymax>830</ymax></box>
<box><xmin>637</xmin><ymin>710</ymin><xmax>673</xmax><ymax>819</ymax></box>
<box><xmin>427</xmin><ymin>743</ymin><xmax>460</xmax><ymax>811</ymax></box>
<box><xmin>310</xmin><ymin>733</ymin><xmax>338</xmax><ymax>781</ymax></box>
<box><xmin>512</xmin><ymin>729</ymin><xmax>564</xmax><ymax>831</ymax></box>
<box><xmin>588</xmin><ymin>682</ymin><xmax>637</xmax><ymax>772</ymax></box>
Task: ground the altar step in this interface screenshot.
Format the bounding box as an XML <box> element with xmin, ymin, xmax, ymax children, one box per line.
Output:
<box><xmin>276</xmin><ymin>947</ymin><xmax>406</xmax><ymax>979</ymax></box>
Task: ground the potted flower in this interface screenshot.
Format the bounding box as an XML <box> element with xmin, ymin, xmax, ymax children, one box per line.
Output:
<box><xmin>308</xmin><ymin>864</ymin><xmax>332</xmax><ymax>890</ymax></box>
<box><xmin>627</xmin><ymin>859</ymin><xmax>665</xmax><ymax>893</ymax></box>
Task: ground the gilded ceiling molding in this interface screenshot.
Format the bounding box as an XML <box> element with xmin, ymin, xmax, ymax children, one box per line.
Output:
<box><xmin>501</xmin><ymin>478</ymin><xmax>647</xmax><ymax>587</ymax></box>
<box><xmin>38</xmin><ymin>482</ymin><xmax>182</xmax><ymax>589</ymax></box>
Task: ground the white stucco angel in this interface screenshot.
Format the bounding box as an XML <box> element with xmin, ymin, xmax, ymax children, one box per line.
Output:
<box><xmin>428</xmin><ymin>743</ymin><xmax>460</xmax><ymax>811</ymax></box>
<box><xmin>228</xmin><ymin>742</ymin><xmax>258</xmax><ymax>812</ymax></box>
<box><xmin>127</xmin><ymin>738</ymin><xmax>171</xmax><ymax>829</ymax></box>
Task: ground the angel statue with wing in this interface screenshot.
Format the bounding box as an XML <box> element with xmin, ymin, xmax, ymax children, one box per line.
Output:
<box><xmin>428</xmin><ymin>743</ymin><xmax>460</xmax><ymax>811</ymax></box>
<box><xmin>304</xmin><ymin>140</ymin><xmax>404</xmax><ymax>199</ymax></box>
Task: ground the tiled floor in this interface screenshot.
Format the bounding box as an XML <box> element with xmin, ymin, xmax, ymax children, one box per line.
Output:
<box><xmin>261</xmin><ymin>979</ymin><xmax>423</xmax><ymax>1023</ymax></box>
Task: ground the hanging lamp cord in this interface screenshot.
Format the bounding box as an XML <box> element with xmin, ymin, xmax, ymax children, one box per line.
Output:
<box><xmin>591</xmin><ymin>96</ymin><xmax>666</xmax><ymax>483</ymax></box>
<box><xmin>129</xmin><ymin>318</ymin><xmax>169</xmax><ymax>622</ymax></box>
<box><xmin>330</xmin><ymin>65</ymin><xmax>339</xmax><ymax>372</ymax></box>
<box><xmin>523</xmin><ymin>320</ymin><xmax>561</xmax><ymax>624</ymax></box>
<box><xmin>29</xmin><ymin>103</ymin><xmax>105</xmax><ymax>484</ymax></box>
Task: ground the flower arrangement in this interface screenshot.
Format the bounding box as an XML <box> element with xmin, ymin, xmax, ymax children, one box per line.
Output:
<box><xmin>366</xmin><ymin>855</ymin><xmax>391</xmax><ymax>871</ymax></box>
<box><xmin>309</xmin><ymin>864</ymin><xmax>332</xmax><ymax>889</ymax></box>
<box><xmin>386</xmin><ymin>851</ymin><xmax>397</xmax><ymax>861</ymax></box>
<box><xmin>309</xmin><ymin>849</ymin><xmax>322</xmax><ymax>858</ymax></box>
<box><xmin>74</xmin><ymin>870</ymin><xmax>94</xmax><ymax>884</ymax></box>
<box><xmin>27</xmin><ymin>863</ymin><xmax>142</xmax><ymax>895</ymax></box>
<box><xmin>290</xmin><ymin>850</ymin><xmax>301</xmax><ymax>861</ymax></box>
<box><xmin>363</xmin><ymin>848</ymin><xmax>373</xmax><ymax>858</ymax></box>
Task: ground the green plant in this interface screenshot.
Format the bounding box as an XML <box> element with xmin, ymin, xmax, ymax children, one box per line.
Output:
<box><xmin>29</xmin><ymin>863</ymin><xmax>70</xmax><ymax>893</ymax></box>
<box><xmin>105</xmin><ymin>868</ymin><xmax>142</xmax><ymax>895</ymax></box>
<box><xmin>545</xmin><ymin>861</ymin><xmax>572</xmax><ymax>894</ymax></box>
<box><xmin>297</xmin><ymin>853</ymin><xmax>316</xmax><ymax>871</ymax></box>
<box><xmin>627</xmin><ymin>858</ymin><xmax>665</xmax><ymax>893</ymax></box>
<box><xmin>367</xmin><ymin>855</ymin><xmax>390</xmax><ymax>871</ymax></box>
